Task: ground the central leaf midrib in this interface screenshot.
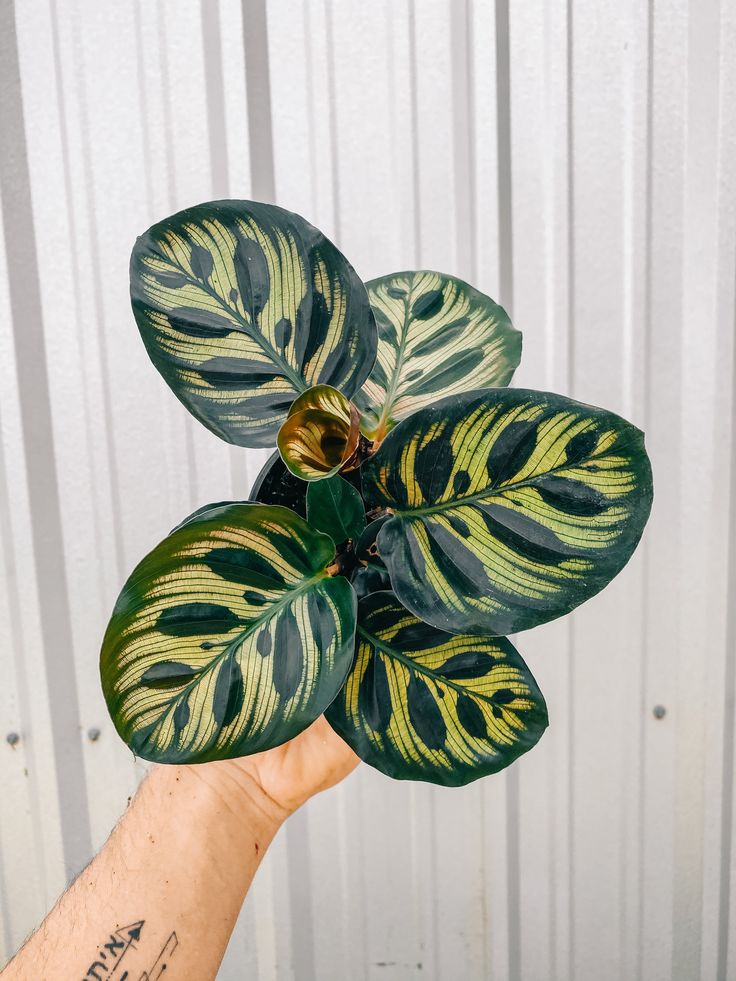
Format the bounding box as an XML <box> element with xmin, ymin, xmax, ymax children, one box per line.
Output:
<box><xmin>357</xmin><ymin>625</ymin><xmax>508</xmax><ymax>707</ymax></box>
<box><xmin>163</xmin><ymin>253</ymin><xmax>307</xmax><ymax>393</ymax></box>
<box><xmin>376</xmin><ymin>279</ymin><xmax>419</xmax><ymax>428</ymax></box>
<box><xmin>150</xmin><ymin>569</ymin><xmax>328</xmax><ymax>721</ymax></box>
<box><xmin>383</xmin><ymin>453</ymin><xmax>610</xmax><ymax>519</ymax></box>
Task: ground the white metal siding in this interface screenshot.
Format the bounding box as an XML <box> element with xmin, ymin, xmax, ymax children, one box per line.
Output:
<box><xmin>0</xmin><ymin>1</ymin><xmax>734</xmax><ymax>979</ymax></box>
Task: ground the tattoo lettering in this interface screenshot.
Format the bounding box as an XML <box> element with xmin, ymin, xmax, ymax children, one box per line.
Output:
<box><xmin>81</xmin><ymin>923</ymin><xmax>179</xmax><ymax>981</ymax></box>
<box><xmin>81</xmin><ymin>921</ymin><xmax>144</xmax><ymax>980</ymax></box>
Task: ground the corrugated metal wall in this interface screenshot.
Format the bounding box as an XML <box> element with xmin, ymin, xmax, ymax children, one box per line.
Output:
<box><xmin>0</xmin><ymin>0</ymin><xmax>734</xmax><ymax>978</ymax></box>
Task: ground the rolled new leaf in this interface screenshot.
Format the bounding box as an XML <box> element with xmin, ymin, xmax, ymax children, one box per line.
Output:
<box><xmin>130</xmin><ymin>200</ymin><xmax>377</xmax><ymax>447</ymax></box>
<box><xmin>362</xmin><ymin>388</ymin><xmax>653</xmax><ymax>635</ymax></box>
<box><xmin>326</xmin><ymin>592</ymin><xmax>548</xmax><ymax>786</ymax></box>
<box><xmin>100</xmin><ymin>503</ymin><xmax>356</xmax><ymax>764</ymax></box>
<box><xmin>278</xmin><ymin>384</ymin><xmax>361</xmax><ymax>480</ymax></box>
<box><xmin>356</xmin><ymin>271</ymin><xmax>521</xmax><ymax>441</ymax></box>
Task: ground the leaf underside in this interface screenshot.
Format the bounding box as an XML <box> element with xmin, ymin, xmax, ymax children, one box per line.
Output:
<box><xmin>362</xmin><ymin>388</ymin><xmax>653</xmax><ymax>636</ymax></box>
<box><xmin>130</xmin><ymin>200</ymin><xmax>377</xmax><ymax>447</ymax></box>
<box><xmin>326</xmin><ymin>592</ymin><xmax>548</xmax><ymax>786</ymax></box>
<box><xmin>100</xmin><ymin>503</ymin><xmax>356</xmax><ymax>764</ymax></box>
<box><xmin>351</xmin><ymin>564</ymin><xmax>392</xmax><ymax>600</ymax></box>
<box><xmin>250</xmin><ymin>450</ymin><xmax>308</xmax><ymax>517</ymax></box>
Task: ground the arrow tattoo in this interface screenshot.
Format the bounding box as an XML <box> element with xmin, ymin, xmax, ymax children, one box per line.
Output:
<box><xmin>81</xmin><ymin>921</ymin><xmax>144</xmax><ymax>981</ymax></box>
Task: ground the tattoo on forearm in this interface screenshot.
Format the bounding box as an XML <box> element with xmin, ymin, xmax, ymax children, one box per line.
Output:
<box><xmin>81</xmin><ymin>921</ymin><xmax>179</xmax><ymax>981</ymax></box>
<box><xmin>138</xmin><ymin>931</ymin><xmax>179</xmax><ymax>980</ymax></box>
<box><xmin>81</xmin><ymin>921</ymin><xmax>143</xmax><ymax>980</ymax></box>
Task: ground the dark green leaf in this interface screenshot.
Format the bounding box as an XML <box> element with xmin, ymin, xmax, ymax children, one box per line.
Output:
<box><xmin>131</xmin><ymin>200</ymin><xmax>377</xmax><ymax>447</ymax></box>
<box><xmin>355</xmin><ymin>271</ymin><xmax>521</xmax><ymax>440</ymax></box>
<box><xmin>326</xmin><ymin>592</ymin><xmax>548</xmax><ymax>786</ymax></box>
<box><xmin>306</xmin><ymin>475</ymin><xmax>366</xmax><ymax>545</ymax></box>
<box><xmin>354</xmin><ymin>515</ymin><xmax>390</xmax><ymax>571</ymax></box>
<box><xmin>362</xmin><ymin>388</ymin><xmax>653</xmax><ymax>635</ymax></box>
<box><xmin>350</xmin><ymin>565</ymin><xmax>392</xmax><ymax>600</ymax></box>
<box><xmin>101</xmin><ymin>503</ymin><xmax>356</xmax><ymax>764</ymax></box>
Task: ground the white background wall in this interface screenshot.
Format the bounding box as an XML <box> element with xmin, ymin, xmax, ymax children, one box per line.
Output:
<box><xmin>0</xmin><ymin>1</ymin><xmax>734</xmax><ymax>978</ymax></box>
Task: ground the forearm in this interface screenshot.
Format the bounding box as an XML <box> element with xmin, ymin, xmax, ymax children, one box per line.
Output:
<box><xmin>3</xmin><ymin>760</ymin><xmax>286</xmax><ymax>981</ymax></box>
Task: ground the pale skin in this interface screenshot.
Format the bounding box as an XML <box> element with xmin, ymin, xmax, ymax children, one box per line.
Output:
<box><xmin>1</xmin><ymin>717</ymin><xmax>359</xmax><ymax>981</ymax></box>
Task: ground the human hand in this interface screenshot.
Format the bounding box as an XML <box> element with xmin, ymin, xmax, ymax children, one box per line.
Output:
<box><xmin>6</xmin><ymin>719</ymin><xmax>358</xmax><ymax>981</ymax></box>
<box><xmin>217</xmin><ymin>716</ymin><xmax>360</xmax><ymax>824</ymax></box>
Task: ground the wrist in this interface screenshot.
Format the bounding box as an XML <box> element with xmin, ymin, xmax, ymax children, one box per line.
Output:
<box><xmin>148</xmin><ymin>759</ymin><xmax>288</xmax><ymax>840</ymax></box>
<box><xmin>211</xmin><ymin>757</ymin><xmax>292</xmax><ymax>831</ymax></box>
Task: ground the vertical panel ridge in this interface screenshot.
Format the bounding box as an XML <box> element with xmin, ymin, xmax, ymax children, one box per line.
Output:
<box><xmin>0</xmin><ymin>0</ymin><xmax>92</xmax><ymax>882</ymax></box>
<box><xmin>242</xmin><ymin>0</ymin><xmax>275</xmax><ymax>202</ymax></box>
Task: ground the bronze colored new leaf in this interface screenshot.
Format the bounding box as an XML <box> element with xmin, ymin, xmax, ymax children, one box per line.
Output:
<box><xmin>277</xmin><ymin>384</ymin><xmax>361</xmax><ymax>480</ymax></box>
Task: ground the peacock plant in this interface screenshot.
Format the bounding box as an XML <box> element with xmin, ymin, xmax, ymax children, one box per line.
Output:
<box><xmin>100</xmin><ymin>200</ymin><xmax>653</xmax><ymax>787</ymax></box>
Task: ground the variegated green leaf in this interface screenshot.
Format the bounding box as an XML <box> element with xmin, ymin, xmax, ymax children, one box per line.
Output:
<box><xmin>326</xmin><ymin>592</ymin><xmax>548</xmax><ymax>785</ymax></box>
<box><xmin>100</xmin><ymin>503</ymin><xmax>356</xmax><ymax>764</ymax></box>
<box><xmin>362</xmin><ymin>388</ymin><xmax>653</xmax><ymax>635</ymax></box>
<box><xmin>356</xmin><ymin>271</ymin><xmax>521</xmax><ymax>441</ymax></box>
<box><xmin>131</xmin><ymin>200</ymin><xmax>377</xmax><ymax>447</ymax></box>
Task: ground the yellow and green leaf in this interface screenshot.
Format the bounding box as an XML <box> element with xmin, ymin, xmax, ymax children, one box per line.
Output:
<box><xmin>277</xmin><ymin>384</ymin><xmax>361</xmax><ymax>480</ymax></box>
<box><xmin>326</xmin><ymin>592</ymin><xmax>548</xmax><ymax>785</ymax></box>
<box><xmin>100</xmin><ymin>502</ymin><xmax>356</xmax><ymax>764</ymax></box>
<box><xmin>130</xmin><ymin>200</ymin><xmax>377</xmax><ymax>447</ymax></box>
<box><xmin>356</xmin><ymin>271</ymin><xmax>521</xmax><ymax>441</ymax></box>
<box><xmin>362</xmin><ymin>388</ymin><xmax>653</xmax><ymax>635</ymax></box>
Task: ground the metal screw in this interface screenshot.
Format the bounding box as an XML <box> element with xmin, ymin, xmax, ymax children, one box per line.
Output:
<box><xmin>6</xmin><ymin>732</ymin><xmax>19</xmax><ymax>746</ymax></box>
<box><xmin>653</xmin><ymin>705</ymin><xmax>666</xmax><ymax>720</ymax></box>
<box><xmin>87</xmin><ymin>727</ymin><xmax>101</xmax><ymax>742</ymax></box>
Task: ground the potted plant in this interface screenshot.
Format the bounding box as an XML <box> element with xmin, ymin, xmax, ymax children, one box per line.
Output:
<box><xmin>100</xmin><ymin>200</ymin><xmax>653</xmax><ymax>787</ymax></box>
